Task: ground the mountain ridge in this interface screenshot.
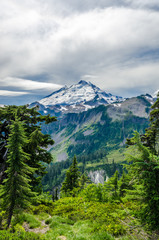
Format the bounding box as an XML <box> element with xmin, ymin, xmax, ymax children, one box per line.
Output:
<box><xmin>30</xmin><ymin>80</ymin><xmax>157</xmax><ymax>118</ymax></box>
<box><xmin>30</xmin><ymin>80</ymin><xmax>124</xmax><ymax>116</ymax></box>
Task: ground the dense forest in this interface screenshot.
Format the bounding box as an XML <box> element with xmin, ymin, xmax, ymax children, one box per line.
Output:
<box><xmin>0</xmin><ymin>95</ymin><xmax>159</xmax><ymax>240</ymax></box>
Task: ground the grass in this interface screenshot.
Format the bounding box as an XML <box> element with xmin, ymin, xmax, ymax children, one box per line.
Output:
<box><xmin>0</xmin><ymin>196</ymin><xmax>149</xmax><ymax>240</ymax></box>
<box><xmin>12</xmin><ymin>213</ymin><xmax>41</xmax><ymax>229</ymax></box>
<box><xmin>85</xmin><ymin>148</ymin><xmax>127</xmax><ymax>169</ymax></box>
<box><xmin>44</xmin><ymin>218</ymin><xmax>139</xmax><ymax>240</ymax></box>
<box><xmin>44</xmin><ymin>219</ymin><xmax>115</xmax><ymax>240</ymax></box>
<box><xmin>107</xmin><ymin>148</ymin><xmax>126</xmax><ymax>163</ymax></box>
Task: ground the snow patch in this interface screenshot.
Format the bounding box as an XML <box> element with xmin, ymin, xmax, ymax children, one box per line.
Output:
<box><xmin>39</xmin><ymin>81</ymin><xmax>124</xmax><ymax>107</ymax></box>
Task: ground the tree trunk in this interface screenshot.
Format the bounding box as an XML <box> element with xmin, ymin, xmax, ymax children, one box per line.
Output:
<box><xmin>6</xmin><ymin>201</ymin><xmax>14</xmax><ymax>229</ymax></box>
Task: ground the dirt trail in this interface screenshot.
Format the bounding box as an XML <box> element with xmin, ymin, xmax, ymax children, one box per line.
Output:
<box><xmin>23</xmin><ymin>216</ymin><xmax>51</xmax><ymax>234</ymax></box>
<box><xmin>23</xmin><ymin>216</ymin><xmax>67</xmax><ymax>239</ymax></box>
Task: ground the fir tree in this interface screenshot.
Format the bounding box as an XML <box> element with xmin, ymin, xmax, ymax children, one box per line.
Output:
<box><xmin>111</xmin><ymin>170</ymin><xmax>119</xmax><ymax>197</ymax></box>
<box><xmin>119</xmin><ymin>171</ymin><xmax>130</xmax><ymax>197</ymax></box>
<box><xmin>0</xmin><ymin>118</ymin><xmax>35</xmax><ymax>228</ymax></box>
<box><xmin>0</xmin><ymin>105</ymin><xmax>56</xmax><ymax>191</ymax></box>
<box><xmin>130</xmin><ymin>93</ymin><xmax>159</xmax><ymax>155</ymax></box>
<box><xmin>55</xmin><ymin>187</ymin><xmax>58</xmax><ymax>201</ymax></box>
<box><xmin>127</xmin><ymin>132</ymin><xmax>159</xmax><ymax>230</ymax></box>
<box><xmin>61</xmin><ymin>156</ymin><xmax>80</xmax><ymax>196</ymax></box>
<box><xmin>80</xmin><ymin>173</ymin><xmax>90</xmax><ymax>189</ymax></box>
<box><xmin>144</xmin><ymin>93</ymin><xmax>159</xmax><ymax>155</ymax></box>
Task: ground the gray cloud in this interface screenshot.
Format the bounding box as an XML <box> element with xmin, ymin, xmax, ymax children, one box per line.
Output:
<box><xmin>0</xmin><ymin>0</ymin><xmax>159</xmax><ymax>104</ymax></box>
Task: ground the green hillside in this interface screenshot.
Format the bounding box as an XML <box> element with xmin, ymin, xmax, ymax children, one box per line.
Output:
<box><xmin>45</xmin><ymin>100</ymin><xmax>150</xmax><ymax>162</ymax></box>
<box><xmin>42</xmin><ymin>98</ymin><xmax>150</xmax><ymax>189</ymax></box>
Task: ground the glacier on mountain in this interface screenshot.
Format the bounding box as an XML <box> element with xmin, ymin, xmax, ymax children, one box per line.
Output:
<box><xmin>39</xmin><ymin>80</ymin><xmax>123</xmax><ymax>106</ymax></box>
<box><xmin>32</xmin><ymin>80</ymin><xmax>124</xmax><ymax>115</ymax></box>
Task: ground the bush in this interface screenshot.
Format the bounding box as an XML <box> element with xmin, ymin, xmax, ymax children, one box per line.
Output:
<box><xmin>12</xmin><ymin>213</ymin><xmax>41</xmax><ymax>229</ymax></box>
<box><xmin>0</xmin><ymin>230</ymin><xmax>44</xmax><ymax>240</ymax></box>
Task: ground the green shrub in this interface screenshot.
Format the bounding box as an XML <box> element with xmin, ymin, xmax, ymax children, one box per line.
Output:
<box><xmin>100</xmin><ymin>223</ymin><xmax>126</xmax><ymax>236</ymax></box>
<box><xmin>14</xmin><ymin>224</ymin><xmax>25</xmax><ymax>233</ymax></box>
<box><xmin>0</xmin><ymin>211</ymin><xmax>5</xmax><ymax>229</ymax></box>
<box><xmin>12</xmin><ymin>213</ymin><xmax>41</xmax><ymax>229</ymax></box>
<box><xmin>0</xmin><ymin>230</ymin><xmax>44</xmax><ymax>240</ymax></box>
<box><xmin>31</xmin><ymin>204</ymin><xmax>53</xmax><ymax>215</ymax></box>
<box><xmin>90</xmin><ymin>231</ymin><xmax>115</xmax><ymax>240</ymax></box>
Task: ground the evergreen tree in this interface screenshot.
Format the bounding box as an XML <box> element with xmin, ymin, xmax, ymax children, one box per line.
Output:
<box><xmin>111</xmin><ymin>170</ymin><xmax>119</xmax><ymax>197</ymax></box>
<box><xmin>127</xmin><ymin>132</ymin><xmax>159</xmax><ymax>230</ymax></box>
<box><xmin>0</xmin><ymin>118</ymin><xmax>35</xmax><ymax>228</ymax></box>
<box><xmin>79</xmin><ymin>173</ymin><xmax>90</xmax><ymax>189</ymax></box>
<box><xmin>144</xmin><ymin>92</ymin><xmax>159</xmax><ymax>155</ymax></box>
<box><xmin>118</xmin><ymin>171</ymin><xmax>130</xmax><ymax>197</ymax></box>
<box><xmin>127</xmin><ymin>93</ymin><xmax>159</xmax><ymax>155</ymax></box>
<box><xmin>55</xmin><ymin>187</ymin><xmax>58</xmax><ymax>201</ymax></box>
<box><xmin>0</xmin><ymin>105</ymin><xmax>56</xmax><ymax>191</ymax></box>
<box><xmin>61</xmin><ymin>156</ymin><xmax>80</xmax><ymax>196</ymax></box>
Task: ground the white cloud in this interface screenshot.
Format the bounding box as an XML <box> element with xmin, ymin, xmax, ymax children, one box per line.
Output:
<box><xmin>0</xmin><ymin>77</ymin><xmax>63</xmax><ymax>90</ymax></box>
<box><xmin>0</xmin><ymin>90</ymin><xmax>29</xmax><ymax>96</ymax></box>
<box><xmin>0</xmin><ymin>0</ymin><xmax>158</xmax><ymax>102</ymax></box>
<box><xmin>92</xmin><ymin>61</ymin><xmax>159</xmax><ymax>97</ymax></box>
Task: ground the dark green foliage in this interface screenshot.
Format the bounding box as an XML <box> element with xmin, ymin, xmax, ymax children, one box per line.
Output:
<box><xmin>109</xmin><ymin>170</ymin><xmax>119</xmax><ymax>197</ymax></box>
<box><xmin>42</xmin><ymin>155</ymin><xmax>124</xmax><ymax>192</ymax></box>
<box><xmin>126</xmin><ymin>96</ymin><xmax>159</xmax><ymax>230</ymax></box>
<box><xmin>79</xmin><ymin>173</ymin><xmax>91</xmax><ymax>189</ymax></box>
<box><xmin>0</xmin><ymin>105</ymin><xmax>56</xmax><ymax>191</ymax></box>
<box><xmin>67</xmin><ymin>111</ymin><xmax>149</xmax><ymax>158</ymax></box>
<box><xmin>118</xmin><ymin>171</ymin><xmax>131</xmax><ymax>197</ymax></box>
<box><xmin>0</xmin><ymin>119</ymin><xmax>35</xmax><ymax>228</ymax></box>
<box><xmin>143</xmin><ymin>93</ymin><xmax>159</xmax><ymax>155</ymax></box>
<box><xmin>61</xmin><ymin>156</ymin><xmax>80</xmax><ymax>196</ymax></box>
<box><xmin>52</xmin><ymin>187</ymin><xmax>59</xmax><ymax>201</ymax></box>
<box><xmin>127</xmin><ymin>132</ymin><xmax>159</xmax><ymax>230</ymax></box>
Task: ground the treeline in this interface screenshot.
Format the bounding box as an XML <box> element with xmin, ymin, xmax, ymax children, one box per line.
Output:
<box><xmin>0</xmin><ymin>105</ymin><xmax>56</xmax><ymax>228</ymax></box>
<box><xmin>42</xmin><ymin>148</ymin><xmax>125</xmax><ymax>192</ymax></box>
<box><xmin>67</xmin><ymin>111</ymin><xmax>149</xmax><ymax>158</ymax></box>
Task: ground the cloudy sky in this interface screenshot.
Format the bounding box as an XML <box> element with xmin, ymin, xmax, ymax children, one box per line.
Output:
<box><xmin>0</xmin><ymin>0</ymin><xmax>159</xmax><ymax>105</ymax></box>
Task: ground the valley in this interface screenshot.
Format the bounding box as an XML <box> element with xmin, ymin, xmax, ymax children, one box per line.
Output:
<box><xmin>33</xmin><ymin>81</ymin><xmax>153</xmax><ymax>190</ymax></box>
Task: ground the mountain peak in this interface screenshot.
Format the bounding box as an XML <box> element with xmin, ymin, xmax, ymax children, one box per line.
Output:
<box><xmin>37</xmin><ymin>81</ymin><xmax>124</xmax><ymax>114</ymax></box>
<box><xmin>78</xmin><ymin>80</ymin><xmax>89</xmax><ymax>85</ymax></box>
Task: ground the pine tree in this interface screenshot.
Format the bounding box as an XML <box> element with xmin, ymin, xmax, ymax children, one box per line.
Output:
<box><xmin>55</xmin><ymin>187</ymin><xmax>58</xmax><ymax>201</ymax></box>
<box><xmin>141</xmin><ymin>93</ymin><xmax>159</xmax><ymax>155</ymax></box>
<box><xmin>127</xmin><ymin>132</ymin><xmax>159</xmax><ymax>230</ymax></box>
<box><xmin>0</xmin><ymin>105</ymin><xmax>56</xmax><ymax>191</ymax></box>
<box><xmin>110</xmin><ymin>170</ymin><xmax>119</xmax><ymax>197</ymax></box>
<box><xmin>0</xmin><ymin>118</ymin><xmax>35</xmax><ymax>228</ymax></box>
<box><xmin>80</xmin><ymin>173</ymin><xmax>90</xmax><ymax>189</ymax></box>
<box><xmin>61</xmin><ymin>156</ymin><xmax>80</xmax><ymax>196</ymax></box>
<box><xmin>119</xmin><ymin>171</ymin><xmax>128</xmax><ymax>197</ymax></box>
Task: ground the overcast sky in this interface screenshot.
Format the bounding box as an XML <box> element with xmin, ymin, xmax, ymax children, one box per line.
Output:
<box><xmin>0</xmin><ymin>0</ymin><xmax>159</xmax><ymax>105</ymax></box>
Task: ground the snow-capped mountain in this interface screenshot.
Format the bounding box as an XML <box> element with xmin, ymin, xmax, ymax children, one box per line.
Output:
<box><xmin>153</xmin><ymin>90</ymin><xmax>159</xmax><ymax>99</ymax></box>
<box><xmin>30</xmin><ymin>80</ymin><xmax>124</xmax><ymax>115</ymax></box>
<box><xmin>39</xmin><ymin>80</ymin><xmax>123</xmax><ymax>106</ymax></box>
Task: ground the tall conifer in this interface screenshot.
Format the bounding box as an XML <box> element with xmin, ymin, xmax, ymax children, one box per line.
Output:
<box><xmin>128</xmin><ymin>132</ymin><xmax>159</xmax><ymax>230</ymax></box>
<box><xmin>143</xmin><ymin>93</ymin><xmax>159</xmax><ymax>154</ymax></box>
<box><xmin>0</xmin><ymin>118</ymin><xmax>35</xmax><ymax>228</ymax></box>
<box><xmin>61</xmin><ymin>155</ymin><xmax>80</xmax><ymax>196</ymax></box>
